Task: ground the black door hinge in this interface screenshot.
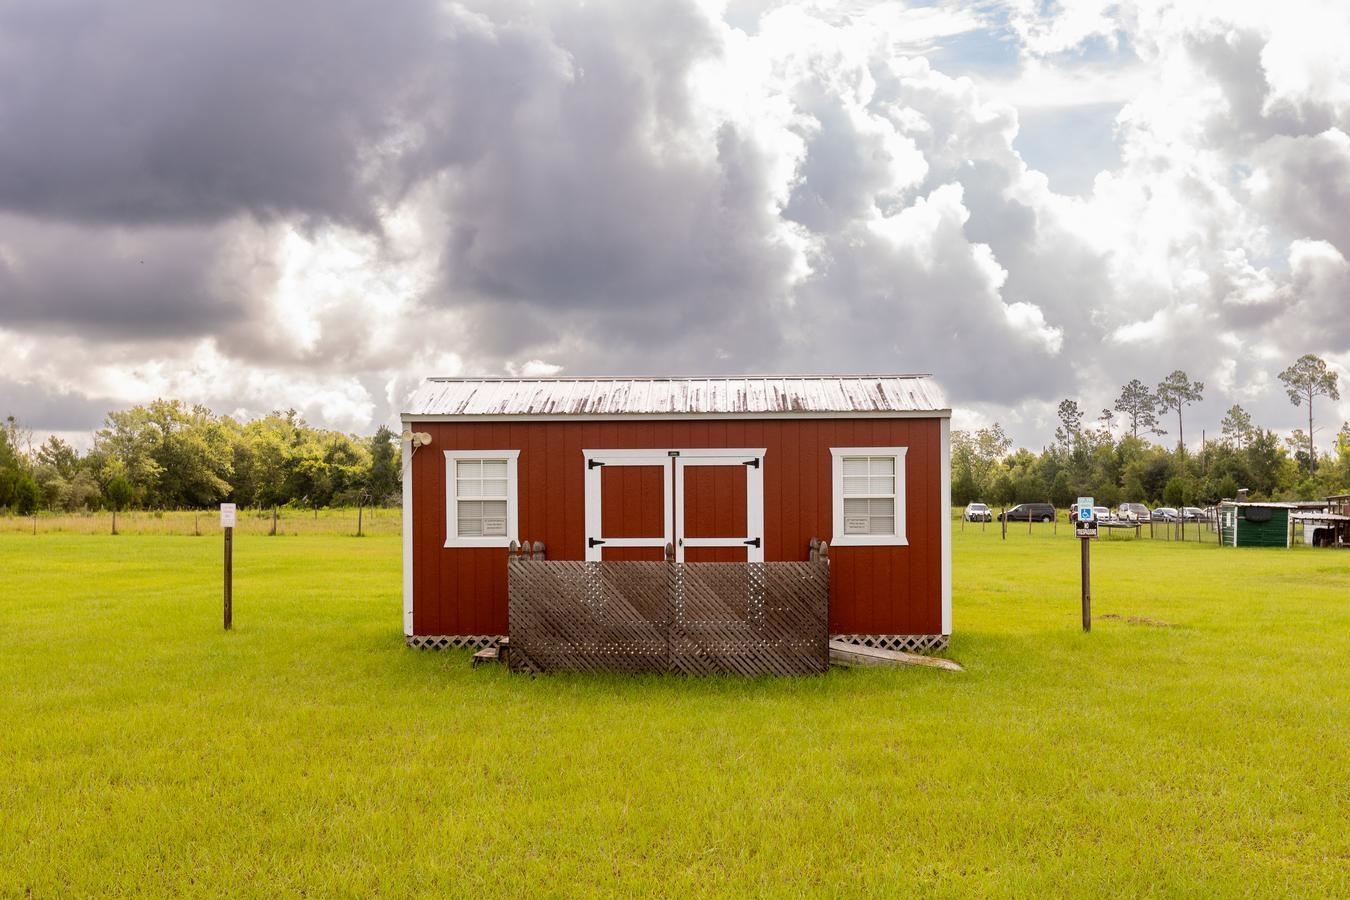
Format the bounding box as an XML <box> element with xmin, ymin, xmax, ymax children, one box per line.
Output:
<box><xmin>743</xmin><ymin>458</ymin><xmax>760</xmax><ymax>468</ymax></box>
<box><xmin>743</xmin><ymin>537</ymin><xmax>761</xmax><ymax>548</ymax></box>
<box><xmin>588</xmin><ymin>459</ymin><xmax>605</xmax><ymax>469</ymax></box>
<box><xmin>588</xmin><ymin>537</ymin><xmax>606</xmax><ymax>548</ymax></box>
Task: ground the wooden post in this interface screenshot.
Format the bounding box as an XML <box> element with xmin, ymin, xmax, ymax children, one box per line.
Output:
<box><xmin>357</xmin><ymin>493</ymin><xmax>365</xmax><ymax>537</ymax></box>
<box><xmin>270</xmin><ymin>505</ymin><xmax>277</xmax><ymax>536</ymax></box>
<box><xmin>224</xmin><ymin>525</ymin><xmax>233</xmax><ymax>631</ymax></box>
<box><xmin>111</xmin><ymin>509</ymin><xmax>118</xmax><ymax>536</ymax></box>
<box><xmin>1001</xmin><ymin>508</ymin><xmax>1007</xmax><ymax>540</ymax></box>
<box><xmin>1080</xmin><ymin>533</ymin><xmax>1091</xmax><ymax>632</ymax></box>
<box><xmin>221</xmin><ymin>503</ymin><xmax>237</xmax><ymax>631</ymax></box>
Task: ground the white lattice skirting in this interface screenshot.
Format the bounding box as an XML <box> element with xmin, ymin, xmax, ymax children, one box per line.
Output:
<box><xmin>831</xmin><ymin>633</ymin><xmax>950</xmax><ymax>653</ymax></box>
<box><xmin>406</xmin><ymin>634</ymin><xmax>504</xmax><ymax>651</ymax></box>
<box><xmin>408</xmin><ymin>632</ymin><xmax>949</xmax><ymax>654</ymax></box>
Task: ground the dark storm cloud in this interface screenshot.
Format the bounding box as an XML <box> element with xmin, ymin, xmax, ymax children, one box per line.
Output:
<box><xmin>0</xmin><ymin>216</ymin><xmax>248</xmax><ymax>338</ymax></box>
<box><xmin>433</xmin><ymin>21</ymin><xmax>1084</xmax><ymax>400</ymax></box>
<box><xmin>406</xmin><ymin>0</ymin><xmax>813</xmax><ymax>378</ymax></box>
<box><xmin>0</xmin><ymin>376</ymin><xmax>112</xmax><ymax>431</ymax></box>
<box><xmin>0</xmin><ymin>0</ymin><xmax>445</xmax><ymax>228</ymax></box>
<box><xmin>1251</xmin><ymin>131</ymin><xmax>1350</xmax><ymax>260</ymax></box>
<box><xmin>0</xmin><ymin>0</ymin><xmax>582</xmax><ymax>342</ymax></box>
<box><xmin>428</xmin><ymin>2</ymin><xmax>794</xmax><ymax>320</ymax></box>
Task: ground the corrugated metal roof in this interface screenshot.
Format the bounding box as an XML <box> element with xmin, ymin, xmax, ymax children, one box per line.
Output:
<box><xmin>1220</xmin><ymin>501</ymin><xmax>1301</xmax><ymax>508</ymax></box>
<box><xmin>403</xmin><ymin>375</ymin><xmax>949</xmax><ymax>418</ymax></box>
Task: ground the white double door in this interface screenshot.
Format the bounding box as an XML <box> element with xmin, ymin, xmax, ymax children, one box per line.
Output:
<box><xmin>582</xmin><ymin>448</ymin><xmax>765</xmax><ymax>562</ymax></box>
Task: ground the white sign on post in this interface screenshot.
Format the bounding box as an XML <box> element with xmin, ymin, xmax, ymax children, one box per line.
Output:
<box><xmin>1075</xmin><ymin>496</ymin><xmax>1097</xmax><ymax>539</ymax></box>
<box><xmin>220</xmin><ymin>503</ymin><xmax>237</xmax><ymax>528</ymax></box>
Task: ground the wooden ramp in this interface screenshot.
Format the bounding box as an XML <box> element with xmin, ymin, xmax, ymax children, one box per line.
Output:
<box><xmin>828</xmin><ymin>639</ymin><xmax>963</xmax><ymax>672</ymax></box>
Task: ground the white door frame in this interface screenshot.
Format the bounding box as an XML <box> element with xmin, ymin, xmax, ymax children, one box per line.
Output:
<box><xmin>583</xmin><ymin>450</ymin><xmax>674</xmax><ymax>561</ymax></box>
<box><xmin>674</xmin><ymin>451</ymin><xmax>765</xmax><ymax>563</ymax></box>
<box><xmin>583</xmin><ymin>448</ymin><xmax>765</xmax><ymax>562</ymax></box>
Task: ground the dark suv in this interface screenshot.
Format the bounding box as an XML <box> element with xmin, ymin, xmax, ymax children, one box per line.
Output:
<box><xmin>998</xmin><ymin>502</ymin><xmax>1056</xmax><ymax>522</ymax></box>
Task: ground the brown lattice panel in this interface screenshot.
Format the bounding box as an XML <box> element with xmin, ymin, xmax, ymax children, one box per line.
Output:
<box><xmin>830</xmin><ymin>633</ymin><xmax>949</xmax><ymax>654</ymax></box>
<box><xmin>507</xmin><ymin>559</ymin><xmax>829</xmax><ymax>676</ymax></box>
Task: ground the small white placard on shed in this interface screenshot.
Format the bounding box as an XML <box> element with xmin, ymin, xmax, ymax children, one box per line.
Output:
<box><xmin>220</xmin><ymin>503</ymin><xmax>237</xmax><ymax>528</ymax></box>
<box><xmin>844</xmin><ymin>516</ymin><xmax>870</xmax><ymax>534</ymax></box>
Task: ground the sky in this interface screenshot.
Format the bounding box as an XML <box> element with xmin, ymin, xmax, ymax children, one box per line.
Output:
<box><xmin>3</xmin><ymin>0</ymin><xmax>1349</xmax><ymax>453</ymax></box>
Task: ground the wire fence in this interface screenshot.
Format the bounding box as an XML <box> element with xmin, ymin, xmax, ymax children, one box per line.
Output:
<box><xmin>0</xmin><ymin>506</ymin><xmax>402</xmax><ymax>537</ymax></box>
<box><xmin>955</xmin><ymin>512</ymin><xmax>1223</xmax><ymax>544</ymax></box>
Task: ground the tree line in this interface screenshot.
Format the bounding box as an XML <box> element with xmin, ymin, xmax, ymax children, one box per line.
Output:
<box><xmin>0</xmin><ymin>401</ymin><xmax>400</xmax><ymax>515</ymax></box>
<box><xmin>954</xmin><ymin>356</ymin><xmax>1349</xmax><ymax>509</ymax></box>
<box><xmin>3</xmin><ymin>355</ymin><xmax>1344</xmax><ymax>516</ymax></box>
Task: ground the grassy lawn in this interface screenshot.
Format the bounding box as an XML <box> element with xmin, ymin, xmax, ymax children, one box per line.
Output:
<box><xmin>1</xmin><ymin>527</ymin><xmax>1346</xmax><ymax>896</ymax></box>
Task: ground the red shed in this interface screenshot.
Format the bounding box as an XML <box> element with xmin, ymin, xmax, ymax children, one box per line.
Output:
<box><xmin>401</xmin><ymin>375</ymin><xmax>952</xmax><ymax>654</ymax></box>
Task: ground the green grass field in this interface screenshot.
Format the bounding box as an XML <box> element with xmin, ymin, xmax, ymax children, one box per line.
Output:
<box><xmin>2</xmin><ymin>526</ymin><xmax>1346</xmax><ymax>896</ymax></box>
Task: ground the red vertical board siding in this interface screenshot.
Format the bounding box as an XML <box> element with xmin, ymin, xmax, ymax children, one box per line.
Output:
<box><xmin>682</xmin><ymin>464</ymin><xmax>749</xmax><ymax>563</ymax></box>
<box><xmin>410</xmin><ymin>416</ymin><xmax>944</xmax><ymax>637</ymax></box>
<box><xmin>602</xmin><ymin>466</ymin><xmax>664</xmax><ymax>537</ymax></box>
<box><xmin>776</xmin><ymin>420</ymin><xmax>801</xmax><ymax>561</ymax></box>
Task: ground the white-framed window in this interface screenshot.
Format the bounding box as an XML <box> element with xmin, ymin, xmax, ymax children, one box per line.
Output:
<box><xmin>444</xmin><ymin>450</ymin><xmax>520</xmax><ymax>548</ymax></box>
<box><xmin>830</xmin><ymin>447</ymin><xmax>907</xmax><ymax>546</ymax></box>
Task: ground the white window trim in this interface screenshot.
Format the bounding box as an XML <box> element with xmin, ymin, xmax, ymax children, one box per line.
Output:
<box><xmin>444</xmin><ymin>449</ymin><xmax>520</xmax><ymax>548</ymax></box>
<box><xmin>830</xmin><ymin>447</ymin><xmax>908</xmax><ymax>547</ymax></box>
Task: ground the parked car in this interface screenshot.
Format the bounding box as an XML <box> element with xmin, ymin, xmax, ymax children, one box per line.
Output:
<box><xmin>1117</xmin><ymin>502</ymin><xmax>1151</xmax><ymax>523</ymax></box>
<box><xmin>1070</xmin><ymin>504</ymin><xmax>1113</xmax><ymax>525</ymax></box>
<box><xmin>964</xmin><ymin>502</ymin><xmax>993</xmax><ymax>522</ymax></box>
<box><xmin>1181</xmin><ymin>506</ymin><xmax>1211</xmax><ymax>522</ymax></box>
<box><xmin>1153</xmin><ymin>506</ymin><xmax>1180</xmax><ymax>522</ymax></box>
<box><xmin>1069</xmin><ymin>504</ymin><xmax>1112</xmax><ymax>523</ymax></box>
<box><xmin>998</xmin><ymin>502</ymin><xmax>1056</xmax><ymax>523</ymax></box>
